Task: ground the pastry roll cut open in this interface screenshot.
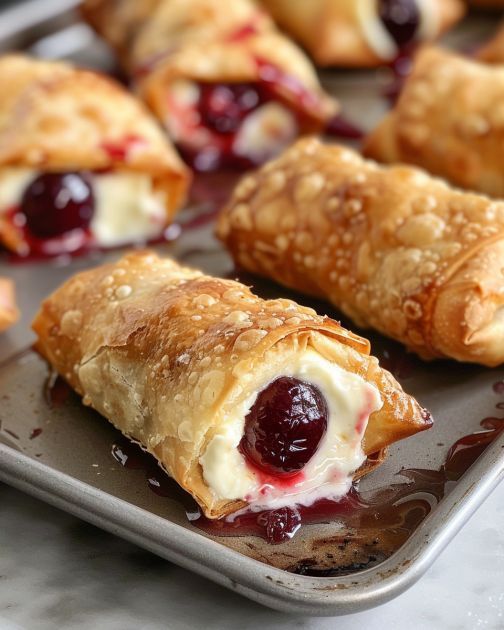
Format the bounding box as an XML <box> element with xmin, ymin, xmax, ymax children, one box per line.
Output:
<box><xmin>364</xmin><ymin>47</ymin><xmax>504</xmax><ymax>198</ymax></box>
<box><xmin>32</xmin><ymin>252</ymin><xmax>430</xmax><ymax>519</ymax></box>
<box><xmin>217</xmin><ymin>138</ymin><xmax>504</xmax><ymax>367</ymax></box>
<box><xmin>0</xmin><ymin>277</ymin><xmax>19</xmax><ymax>332</ymax></box>
<box><xmin>259</xmin><ymin>0</ymin><xmax>464</xmax><ymax>67</ymax></box>
<box><xmin>0</xmin><ymin>55</ymin><xmax>189</xmax><ymax>257</ymax></box>
<box><xmin>82</xmin><ymin>0</ymin><xmax>338</xmax><ymax>172</ymax></box>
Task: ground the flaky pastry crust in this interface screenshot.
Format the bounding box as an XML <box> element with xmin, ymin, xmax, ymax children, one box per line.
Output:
<box><xmin>82</xmin><ymin>0</ymin><xmax>337</xmax><ymax>129</ymax></box>
<box><xmin>0</xmin><ymin>54</ymin><xmax>189</xmax><ymax>220</ymax></box>
<box><xmin>218</xmin><ymin>138</ymin><xmax>504</xmax><ymax>366</ymax></box>
<box><xmin>32</xmin><ymin>251</ymin><xmax>428</xmax><ymax>518</ymax></box>
<box><xmin>364</xmin><ymin>47</ymin><xmax>504</xmax><ymax>198</ymax></box>
<box><xmin>0</xmin><ymin>277</ymin><xmax>19</xmax><ymax>333</ymax></box>
<box><xmin>259</xmin><ymin>0</ymin><xmax>464</xmax><ymax>67</ymax></box>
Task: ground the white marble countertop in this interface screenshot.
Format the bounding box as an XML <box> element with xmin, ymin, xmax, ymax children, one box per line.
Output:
<box><xmin>0</xmin><ymin>479</ymin><xmax>503</xmax><ymax>630</ymax></box>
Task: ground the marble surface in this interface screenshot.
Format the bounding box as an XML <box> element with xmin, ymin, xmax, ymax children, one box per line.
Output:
<box><xmin>0</xmin><ymin>480</ymin><xmax>503</xmax><ymax>629</ymax></box>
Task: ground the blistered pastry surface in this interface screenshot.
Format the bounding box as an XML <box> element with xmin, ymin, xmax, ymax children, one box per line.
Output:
<box><xmin>32</xmin><ymin>251</ymin><xmax>428</xmax><ymax>517</ymax></box>
<box><xmin>218</xmin><ymin>138</ymin><xmax>504</xmax><ymax>365</ymax></box>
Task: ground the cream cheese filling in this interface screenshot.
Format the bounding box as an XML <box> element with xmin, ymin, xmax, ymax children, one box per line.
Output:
<box><xmin>0</xmin><ymin>168</ymin><xmax>167</xmax><ymax>247</ymax></box>
<box><xmin>358</xmin><ymin>0</ymin><xmax>440</xmax><ymax>61</ymax></box>
<box><xmin>199</xmin><ymin>349</ymin><xmax>382</xmax><ymax>511</ymax></box>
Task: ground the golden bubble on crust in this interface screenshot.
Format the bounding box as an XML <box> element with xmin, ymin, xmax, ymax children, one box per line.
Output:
<box><xmin>233</xmin><ymin>329</ymin><xmax>268</xmax><ymax>353</ymax></box>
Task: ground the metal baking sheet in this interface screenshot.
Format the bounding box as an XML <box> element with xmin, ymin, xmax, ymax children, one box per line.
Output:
<box><xmin>0</xmin><ymin>1</ymin><xmax>503</xmax><ymax>616</ymax></box>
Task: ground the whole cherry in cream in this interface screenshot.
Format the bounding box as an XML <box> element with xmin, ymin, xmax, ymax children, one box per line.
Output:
<box><xmin>240</xmin><ymin>376</ymin><xmax>328</xmax><ymax>476</ymax></box>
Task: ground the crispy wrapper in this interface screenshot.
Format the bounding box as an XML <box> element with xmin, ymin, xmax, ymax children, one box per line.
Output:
<box><xmin>364</xmin><ymin>47</ymin><xmax>504</xmax><ymax>198</ymax></box>
<box><xmin>217</xmin><ymin>137</ymin><xmax>504</xmax><ymax>366</ymax></box>
<box><xmin>32</xmin><ymin>252</ymin><xmax>429</xmax><ymax>518</ymax></box>
<box><xmin>0</xmin><ymin>53</ymin><xmax>190</xmax><ymax>246</ymax></box>
<box><xmin>259</xmin><ymin>0</ymin><xmax>464</xmax><ymax>67</ymax></box>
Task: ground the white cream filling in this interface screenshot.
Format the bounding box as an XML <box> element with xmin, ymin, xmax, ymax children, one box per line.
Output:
<box><xmin>358</xmin><ymin>0</ymin><xmax>440</xmax><ymax>61</ymax></box>
<box><xmin>199</xmin><ymin>349</ymin><xmax>382</xmax><ymax>511</ymax></box>
<box><xmin>232</xmin><ymin>102</ymin><xmax>298</xmax><ymax>163</ymax></box>
<box><xmin>0</xmin><ymin>168</ymin><xmax>167</xmax><ymax>247</ymax></box>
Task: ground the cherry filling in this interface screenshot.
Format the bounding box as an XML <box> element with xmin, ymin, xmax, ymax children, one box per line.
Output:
<box><xmin>378</xmin><ymin>0</ymin><xmax>420</xmax><ymax>48</ymax></box>
<box><xmin>198</xmin><ymin>83</ymin><xmax>261</xmax><ymax>135</ymax></box>
<box><xmin>174</xmin><ymin>61</ymin><xmax>320</xmax><ymax>172</ymax></box>
<box><xmin>177</xmin><ymin>81</ymin><xmax>274</xmax><ymax>171</ymax></box>
<box><xmin>240</xmin><ymin>377</ymin><xmax>328</xmax><ymax>477</ymax></box>
<box><xmin>20</xmin><ymin>172</ymin><xmax>95</xmax><ymax>239</ymax></box>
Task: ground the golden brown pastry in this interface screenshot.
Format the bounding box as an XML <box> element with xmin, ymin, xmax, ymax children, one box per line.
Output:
<box><xmin>478</xmin><ymin>23</ymin><xmax>504</xmax><ymax>63</ymax></box>
<box><xmin>364</xmin><ymin>47</ymin><xmax>504</xmax><ymax>198</ymax></box>
<box><xmin>82</xmin><ymin>0</ymin><xmax>338</xmax><ymax>171</ymax></box>
<box><xmin>217</xmin><ymin>138</ymin><xmax>504</xmax><ymax>367</ymax></box>
<box><xmin>259</xmin><ymin>0</ymin><xmax>464</xmax><ymax>67</ymax></box>
<box><xmin>0</xmin><ymin>54</ymin><xmax>189</xmax><ymax>258</ymax></box>
<box><xmin>32</xmin><ymin>251</ymin><xmax>430</xmax><ymax>519</ymax></box>
<box><xmin>0</xmin><ymin>277</ymin><xmax>18</xmax><ymax>332</ymax></box>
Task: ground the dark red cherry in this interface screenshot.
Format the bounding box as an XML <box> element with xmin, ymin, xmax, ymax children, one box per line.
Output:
<box><xmin>198</xmin><ymin>83</ymin><xmax>262</xmax><ymax>134</ymax></box>
<box><xmin>240</xmin><ymin>377</ymin><xmax>328</xmax><ymax>476</ymax></box>
<box><xmin>257</xmin><ymin>506</ymin><xmax>301</xmax><ymax>544</ymax></box>
<box><xmin>20</xmin><ymin>172</ymin><xmax>94</xmax><ymax>239</ymax></box>
<box><xmin>378</xmin><ymin>0</ymin><xmax>420</xmax><ymax>48</ymax></box>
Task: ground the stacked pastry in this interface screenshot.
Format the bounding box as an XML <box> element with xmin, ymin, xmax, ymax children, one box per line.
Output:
<box><xmin>81</xmin><ymin>0</ymin><xmax>338</xmax><ymax>171</ymax></box>
<box><xmin>0</xmin><ymin>54</ymin><xmax>189</xmax><ymax>257</ymax></box>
